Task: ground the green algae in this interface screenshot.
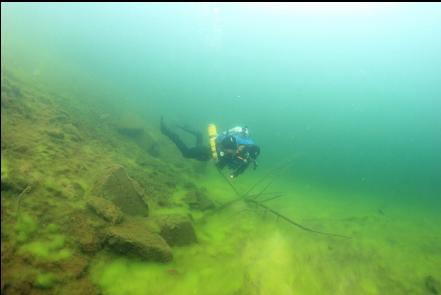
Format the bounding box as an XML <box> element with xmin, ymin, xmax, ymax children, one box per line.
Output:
<box><xmin>35</xmin><ymin>272</ymin><xmax>57</xmax><ymax>289</ymax></box>
<box><xmin>25</xmin><ymin>241</ymin><xmax>72</xmax><ymax>260</ymax></box>
<box><xmin>14</xmin><ymin>212</ymin><xmax>38</xmax><ymax>243</ymax></box>
<box><xmin>19</xmin><ymin>223</ymin><xmax>72</xmax><ymax>261</ymax></box>
<box><xmin>46</xmin><ymin>222</ymin><xmax>59</xmax><ymax>233</ymax></box>
<box><xmin>20</xmin><ymin>236</ymin><xmax>72</xmax><ymax>261</ymax></box>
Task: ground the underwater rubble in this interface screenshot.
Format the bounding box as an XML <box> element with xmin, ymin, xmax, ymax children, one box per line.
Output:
<box><xmin>0</xmin><ymin>72</ymin><xmax>212</xmax><ymax>294</ymax></box>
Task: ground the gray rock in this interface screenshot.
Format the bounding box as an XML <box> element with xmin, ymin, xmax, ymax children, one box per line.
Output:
<box><xmin>91</xmin><ymin>166</ymin><xmax>148</xmax><ymax>217</ymax></box>
<box><xmin>105</xmin><ymin>220</ymin><xmax>172</xmax><ymax>262</ymax></box>
<box><xmin>87</xmin><ymin>197</ymin><xmax>123</xmax><ymax>224</ymax></box>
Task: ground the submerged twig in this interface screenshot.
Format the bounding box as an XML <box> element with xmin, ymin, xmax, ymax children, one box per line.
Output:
<box><xmin>242</xmin><ymin>156</ymin><xmax>296</xmax><ymax>198</ymax></box>
<box><xmin>259</xmin><ymin>194</ymin><xmax>284</xmax><ymax>203</ymax></box>
<box><xmin>248</xmin><ymin>191</ymin><xmax>283</xmax><ymax>198</ymax></box>
<box><xmin>245</xmin><ymin>198</ymin><xmax>351</xmax><ymax>239</ymax></box>
<box><xmin>209</xmin><ymin>168</ymin><xmax>275</xmax><ymax>214</ymax></box>
<box><xmin>205</xmin><ymin>157</ymin><xmax>351</xmax><ymax>239</ymax></box>
<box><xmin>15</xmin><ymin>185</ymin><xmax>32</xmax><ymax>217</ymax></box>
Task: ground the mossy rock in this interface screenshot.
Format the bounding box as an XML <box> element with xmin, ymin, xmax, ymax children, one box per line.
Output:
<box><xmin>91</xmin><ymin>165</ymin><xmax>148</xmax><ymax>217</ymax></box>
<box><xmin>64</xmin><ymin>210</ymin><xmax>106</xmax><ymax>254</ymax></box>
<box><xmin>87</xmin><ymin>197</ymin><xmax>123</xmax><ymax>224</ymax></box>
<box><xmin>156</xmin><ymin>214</ymin><xmax>197</xmax><ymax>246</ymax></box>
<box><xmin>105</xmin><ymin>219</ymin><xmax>172</xmax><ymax>263</ymax></box>
<box><xmin>57</xmin><ymin>253</ymin><xmax>89</xmax><ymax>280</ymax></box>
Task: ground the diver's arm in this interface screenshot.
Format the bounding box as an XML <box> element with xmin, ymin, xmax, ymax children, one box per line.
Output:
<box><xmin>230</xmin><ymin>159</ymin><xmax>250</xmax><ymax>179</ymax></box>
<box><xmin>216</xmin><ymin>158</ymin><xmax>227</xmax><ymax>170</ymax></box>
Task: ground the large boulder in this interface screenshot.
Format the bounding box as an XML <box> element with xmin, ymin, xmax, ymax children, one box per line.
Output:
<box><xmin>105</xmin><ymin>220</ymin><xmax>172</xmax><ymax>263</ymax></box>
<box><xmin>91</xmin><ymin>166</ymin><xmax>148</xmax><ymax>217</ymax></box>
<box><xmin>156</xmin><ymin>215</ymin><xmax>197</xmax><ymax>246</ymax></box>
<box><xmin>87</xmin><ymin>197</ymin><xmax>123</xmax><ymax>224</ymax></box>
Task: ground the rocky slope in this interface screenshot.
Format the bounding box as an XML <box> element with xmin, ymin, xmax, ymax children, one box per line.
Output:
<box><xmin>1</xmin><ymin>71</ymin><xmax>216</xmax><ymax>294</ymax></box>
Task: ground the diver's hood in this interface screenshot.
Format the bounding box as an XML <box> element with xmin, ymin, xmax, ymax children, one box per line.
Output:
<box><xmin>228</xmin><ymin>126</ymin><xmax>249</xmax><ymax>137</ymax></box>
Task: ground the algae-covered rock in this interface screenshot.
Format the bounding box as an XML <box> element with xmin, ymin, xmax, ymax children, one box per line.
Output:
<box><xmin>78</xmin><ymin>230</ymin><xmax>103</xmax><ymax>254</ymax></box>
<box><xmin>65</xmin><ymin>211</ymin><xmax>105</xmax><ymax>254</ymax></box>
<box><xmin>156</xmin><ymin>215</ymin><xmax>197</xmax><ymax>246</ymax></box>
<box><xmin>57</xmin><ymin>253</ymin><xmax>89</xmax><ymax>280</ymax></box>
<box><xmin>105</xmin><ymin>220</ymin><xmax>172</xmax><ymax>262</ymax></box>
<box><xmin>87</xmin><ymin>197</ymin><xmax>123</xmax><ymax>224</ymax></box>
<box><xmin>91</xmin><ymin>165</ymin><xmax>148</xmax><ymax>217</ymax></box>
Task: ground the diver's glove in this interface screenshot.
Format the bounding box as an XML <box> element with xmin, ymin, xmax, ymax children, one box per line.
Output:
<box><xmin>229</xmin><ymin>169</ymin><xmax>239</xmax><ymax>179</ymax></box>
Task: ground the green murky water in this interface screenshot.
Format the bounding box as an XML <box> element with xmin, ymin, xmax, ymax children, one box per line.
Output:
<box><xmin>2</xmin><ymin>3</ymin><xmax>441</xmax><ymax>295</ymax></box>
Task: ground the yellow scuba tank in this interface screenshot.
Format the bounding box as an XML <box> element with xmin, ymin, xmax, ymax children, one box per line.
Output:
<box><xmin>208</xmin><ymin>123</ymin><xmax>218</xmax><ymax>161</ymax></box>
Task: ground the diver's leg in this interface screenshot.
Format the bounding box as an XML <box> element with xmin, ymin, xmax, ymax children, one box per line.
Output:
<box><xmin>161</xmin><ymin>117</ymin><xmax>191</xmax><ymax>157</ymax></box>
<box><xmin>186</xmin><ymin>146</ymin><xmax>211</xmax><ymax>162</ymax></box>
<box><xmin>176</xmin><ymin>124</ymin><xmax>203</xmax><ymax>146</ymax></box>
<box><xmin>161</xmin><ymin>117</ymin><xmax>211</xmax><ymax>161</ymax></box>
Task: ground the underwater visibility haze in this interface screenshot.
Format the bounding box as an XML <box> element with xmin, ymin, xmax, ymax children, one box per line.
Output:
<box><xmin>1</xmin><ymin>3</ymin><xmax>441</xmax><ymax>295</ymax></box>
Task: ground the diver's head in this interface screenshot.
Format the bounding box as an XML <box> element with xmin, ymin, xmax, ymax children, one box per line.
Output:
<box><xmin>222</xmin><ymin>135</ymin><xmax>237</xmax><ymax>151</ymax></box>
<box><xmin>242</xmin><ymin>126</ymin><xmax>249</xmax><ymax>137</ymax></box>
<box><xmin>229</xmin><ymin>126</ymin><xmax>249</xmax><ymax>137</ymax></box>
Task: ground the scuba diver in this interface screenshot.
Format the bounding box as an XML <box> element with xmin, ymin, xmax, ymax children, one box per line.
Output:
<box><xmin>160</xmin><ymin>117</ymin><xmax>260</xmax><ymax>179</ymax></box>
